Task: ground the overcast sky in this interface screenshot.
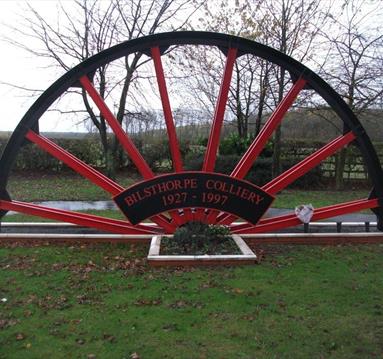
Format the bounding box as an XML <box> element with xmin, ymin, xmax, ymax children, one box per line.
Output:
<box><xmin>0</xmin><ymin>0</ymin><xmax>192</xmax><ymax>133</ymax></box>
<box><xmin>0</xmin><ymin>1</ymin><xmax>63</xmax><ymax>131</ymax></box>
<box><xmin>0</xmin><ymin>0</ymin><xmax>381</xmax><ymax>133</ymax></box>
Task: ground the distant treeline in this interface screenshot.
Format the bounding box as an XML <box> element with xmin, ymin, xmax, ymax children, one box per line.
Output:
<box><xmin>1</xmin><ymin>108</ymin><xmax>382</xmax><ymax>188</ymax></box>
<box><xmin>0</xmin><ymin>133</ymin><xmax>379</xmax><ymax>189</ymax></box>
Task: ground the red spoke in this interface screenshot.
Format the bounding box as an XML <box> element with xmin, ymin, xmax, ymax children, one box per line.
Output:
<box><xmin>0</xmin><ymin>200</ymin><xmax>159</xmax><ymax>235</ymax></box>
<box><xmin>151</xmin><ymin>214</ymin><xmax>176</xmax><ymax>233</ymax></box>
<box><xmin>208</xmin><ymin>78</ymin><xmax>307</xmax><ymax>225</ymax></box>
<box><xmin>215</xmin><ymin>132</ymin><xmax>356</xmax><ymax>227</ymax></box>
<box><xmin>26</xmin><ymin>130</ymin><xmax>123</xmax><ymax>195</ymax></box>
<box><xmin>203</xmin><ymin>47</ymin><xmax>238</xmax><ymax>172</ymax></box>
<box><xmin>80</xmin><ymin>75</ymin><xmax>181</xmax><ymax>229</ymax></box>
<box><xmin>151</xmin><ymin>46</ymin><xmax>183</xmax><ymax>172</ymax></box>
<box><xmin>25</xmin><ymin>130</ymin><xmax>175</xmax><ymax>232</ymax></box>
<box><xmin>258</xmin><ymin>198</ymin><xmax>367</xmax><ymax>227</ymax></box>
<box><xmin>80</xmin><ymin>76</ymin><xmax>153</xmax><ymax>179</ymax></box>
<box><xmin>182</xmin><ymin>209</ymin><xmax>195</xmax><ymax>223</ymax></box>
<box><xmin>167</xmin><ymin>209</ymin><xmax>183</xmax><ymax>226</ymax></box>
<box><xmin>231</xmin><ymin>198</ymin><xmax>378</xmax><ymax>234</ymax></box>
<box><xmin>231</xmin><ymin>78</ymin><xmax>307</xmax><ymax>179</ymax></box>
<box><xmin>151</xmin><ymin>47</ymin><xmax>194</xmax><ymax>220</ymax></box>
<box><xmin>263</xmin><ymin>132</ymin><xmax>356</xmax><ymax>195</ymax></box>
<box><xmin>217</xmin><ymin>213</ymin><xmax>237</xmax><ymax>225</ymax></box>
<box><xmin>194</xmin><ymin>48</ymin><xmax>237</xmax><ymax>222</ymax></box>
<box><xmin>205</xmin><ymin>209</ymin><xmax>221</xmax><ymax>224</ymax></box>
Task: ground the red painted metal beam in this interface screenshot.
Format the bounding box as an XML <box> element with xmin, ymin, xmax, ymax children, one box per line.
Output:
<box><xmin>26</xmin><ymin>130</ymin><xmax>123</xmax><ymax>196</ymax></box>
<box><xmin>231</xmin><ymin>78</ymin><xmax>307</xmax><ymax>179</ymax></box>
<box><xmin>0</xmin><ymin>200</ymin><xmax>160</xmax><ymax>235</ymax></box>
<box><xmin>80</xmin><ymin>75</ymin><xmax>179</xmax><ymax>230</ymax></box>
<box><xmin>207</xmin><ymin>78</ymin><xmax>307</xmax><ymax>225</ymax></box>
<box><xmin>80</xmin><ymin>76</ymin><xmax>153</xmax><ymax>179</ymax></box>
<box><xmin>230</xmin><ymin>198</ymin><xmax>370</xmax><ymax>232</ymax></box>
<box><xmin>231</xmin><ymin>198</ymin><xmax>379</xmax><ymax>234</ymax></box>
<box><xmin>150</xmin><ymin>47</ymin><xmax>194</xmax><ymax>221</ymax></box>
<box><xmin>215</xmin><ymin>132</ymin><xmax>356</xmax><ymax>226</ymax></box>
<box><xmin>151</xmin><ymin>46</ymin><xmax>183</xmax><ymax>172</ymax></box>
<box><xmin>25</xmin><ymin>130</ymin><xmax>175</xmax><ymax>232</ymax></box>
<box><xmin>216</xmin><ymin>213</ymin><xmax>237</xmax><ymax>225</ymax></box>
<box><xmin>150</xmin><ymin>214</ymin><xmax>176</xmax><ymax>233</ymax></box>
<box><xmin>203</xmin><ymin>48</ymin><xmax>238</xmax><ymax>172</ymax></box>
<box><xmin>205</xmin><ymin>208</ymin><xmax>221</xmax><ymax>224</ymax></box>
<box><xmin>263</xmin><ymin>132</ymin><xmax>356</xmax><ymax>195</ymax></box>
<box><xmin>193</xmin><ymin>48</ymin><xmax>237</xmax><ymax>222</ymax></box>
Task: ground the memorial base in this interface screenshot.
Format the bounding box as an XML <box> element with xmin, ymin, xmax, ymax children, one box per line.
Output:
<box><xmin>147</xmin><ymin>234</ymin><xmax>258</xmax><ymax>267</ymax></box>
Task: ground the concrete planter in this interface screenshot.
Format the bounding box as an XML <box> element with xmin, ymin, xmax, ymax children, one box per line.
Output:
<box><xmin>147</xmin><ymin>234</ymin><xmax>258</xmax><ymax>267</ymax></box>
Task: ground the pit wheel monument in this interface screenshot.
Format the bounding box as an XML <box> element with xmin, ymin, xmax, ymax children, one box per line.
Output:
<box><xmin>1</xmin><ymin>32</ymin><xmax>382</xmax><ymax>257</ymax></box>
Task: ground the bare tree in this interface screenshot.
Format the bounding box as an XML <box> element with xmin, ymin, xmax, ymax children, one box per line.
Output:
<box><xmin>4</xmin><ymin>0</ymin><xmax>204</xmax><ymax>178</ymax></box>
<box><xmin>184</xmin><ymin>0</ymin><xmax>269</xmax><ymax>139</ymax></box>
<box><xmin>178</xmin><ymin>0</ymin><xmax>329</xmax><ymax>171</ymax></box>
<box><xmin>251</xmin><ymin>0</ymin><xmax>331</xmax><ymax>177</ymax></box>
<box><xmin>321</xmin><ymin>0</ymin><xmax>383</xmax><ymax>189</ymax></box>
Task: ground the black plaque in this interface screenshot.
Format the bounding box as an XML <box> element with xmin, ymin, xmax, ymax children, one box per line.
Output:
<box><xmin>113</xmin><ymin>172</ymin><xmax>274</xmax><ymax>225</ymax></box>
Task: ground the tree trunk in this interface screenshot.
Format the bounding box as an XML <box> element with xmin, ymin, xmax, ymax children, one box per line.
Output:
<box><xmin>272</xmin><ymin>1</ymin><xmax>287</xmax><ymax>178</ymax></box>
<box><xmin>335</xmin><ymin>147</ymin><xmax>346</xmax><ymax>190</ymax></box>
<box><xmin>105</xmin><ymin>147</ymin><xmax>117</xmax><ymax>181</ymax></box>
<box><xmin>272</xmin><ymin>125</ymin><xmax>282</xmax><ymax>176</ymax></box>
<box><xmin>272</xmin><ymin>67</ymin><xmax>286</xmax><ymax>177</ymax></box>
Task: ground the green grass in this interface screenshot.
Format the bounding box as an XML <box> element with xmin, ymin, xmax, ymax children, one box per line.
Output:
<box><xmin>0</xmin><ymin>243</ymin><xmax>382</xmax><ymax>358</ymax></box>
<box><xmin>7</xmin><ymin>173</ymin><xmax>137</xmax><ymax>202</ymax></box>
<box><xmin>273</xmin><ymin>189</ymin><xmax>370</xmax><ymax>209</ymax></box>
<box><xmin>2</xmin><ymin>210</ymin><xmax>125</xmax><ymax>223</ymax></box>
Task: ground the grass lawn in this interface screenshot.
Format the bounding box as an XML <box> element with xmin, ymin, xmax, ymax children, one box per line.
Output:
<box><xmin>6</xmin><ymin>173</ymin><xmax>137</xmax><ymax>202</ymax></box>
<box><xmin>272</xmin><ymin>188</ymin><xmax>370</xmax><ymax>209</ymax></box>
<box><xmin>0</xmin><ymin>243</ymin><xmax>382</xmax><ymax>358</ymax></box>
<box><xmin>2</xmin><ymin>210</ymin><xmax>126</xmax><ymax>223</ymax></box>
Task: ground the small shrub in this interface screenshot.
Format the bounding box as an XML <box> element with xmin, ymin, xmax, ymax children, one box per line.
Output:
<box><xmin>161</xmin><ymin>221</ymin><xmax>239</xmax><ymax>255</ymax></box>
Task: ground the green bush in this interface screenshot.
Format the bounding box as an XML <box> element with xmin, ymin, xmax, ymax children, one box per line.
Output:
<box><xmin>220</xmin><ymin>133</ymin><xmax>253</xmax><ymax>155</ymax></box>
<box><xmin>138</xmin><ymin>137</ymin><xmax>191</xmax><ymax>173</ymax></box>
<box><xmin>220</xmin><ymin>133</ymin><xmax>274</xmax><ymax>157</ymax></box>
<box><xmin>140</xmin><ymin>138</ymin><xmax>171</xmax><ymax>172</ymax></box>
<box><xmin>245</xmin><ymin>157</ymin><xmax>273</xmax><ymax>185</ymax></box>
<box><xmin>11</xmin><ymin>138</ymin><xmax>105</xmax><ymax>172</ymax></box>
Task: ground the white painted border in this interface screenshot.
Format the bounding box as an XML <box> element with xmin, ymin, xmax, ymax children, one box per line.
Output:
<box><xmin>1</xmin><ymin>221</ymin><xmax>378</xmax><ymax>228</ymax></box>
<box><xmin>1</xmin><ymin>232</ymin><xmax>382</xmax><ymax>241</ymax></box>
<box><xmin>147</xmin><ymin>234</ymin><xmax>257</xmax><ymax>262</ymax></box>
